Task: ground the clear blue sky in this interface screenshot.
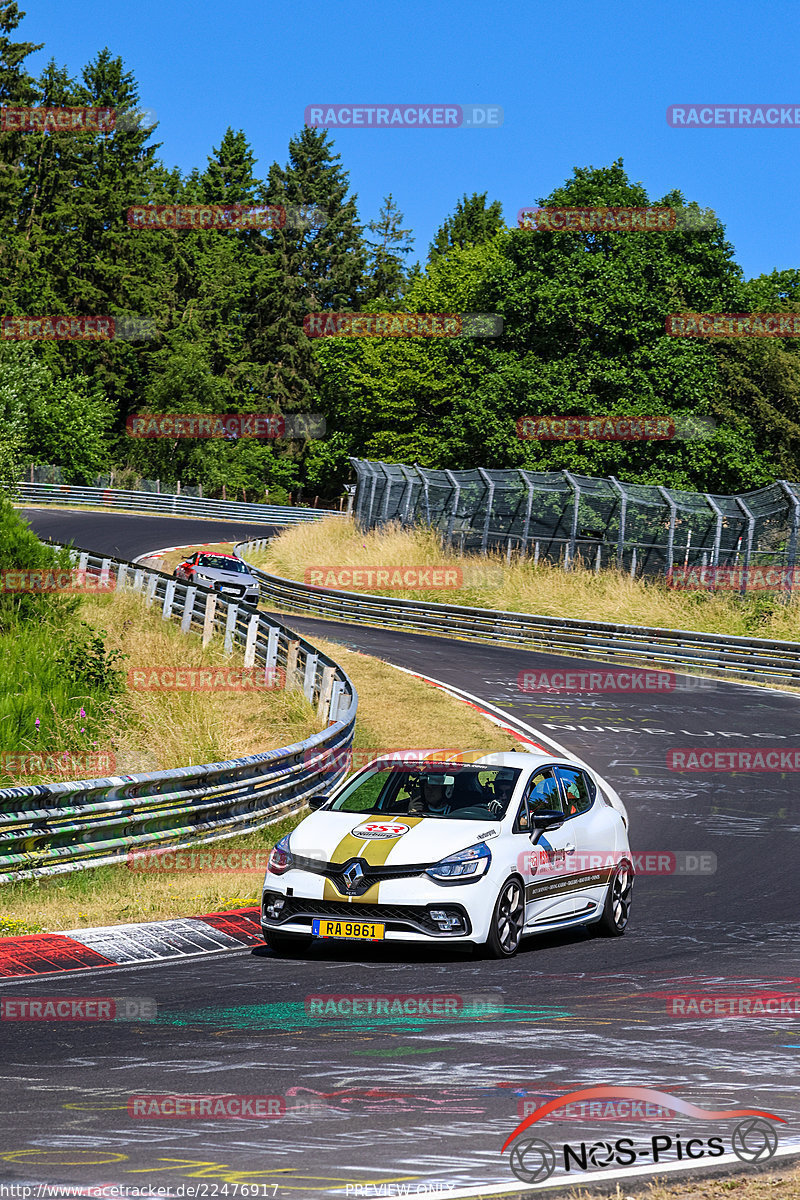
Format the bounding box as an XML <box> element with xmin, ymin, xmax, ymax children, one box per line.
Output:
<box><xmin>19</xmin><ymin>0</ymin><xmax>800</xmax><ymax>280</ymax></box>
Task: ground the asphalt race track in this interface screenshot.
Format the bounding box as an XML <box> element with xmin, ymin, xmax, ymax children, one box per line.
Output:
<box><xmin>1</xmin><ymin>509</ymin><xmax>798</xmax><ymax>1198</ymax></box>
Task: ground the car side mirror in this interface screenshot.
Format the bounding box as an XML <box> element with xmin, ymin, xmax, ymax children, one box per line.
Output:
<box><xmin>307</xmin><ymin>795</ymin><xmax>329</xmax><ymax>811</ymax></box>
<box><xmin>530</xmin><ymin>809</ymin><xmax>565</xmax><ymax>837</ymax></box>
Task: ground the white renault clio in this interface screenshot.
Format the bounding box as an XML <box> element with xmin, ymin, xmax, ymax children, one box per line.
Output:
<box><xmin>261</xmin><ymin>750</ymin><xmax>632</xmax><ymax>958</ymax></box>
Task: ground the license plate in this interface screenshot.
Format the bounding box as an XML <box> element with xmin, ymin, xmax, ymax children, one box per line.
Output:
<box><xmin>311</xmin><ymin>918</ymin><xmax>385</xmax><ymax>941</ymax></box>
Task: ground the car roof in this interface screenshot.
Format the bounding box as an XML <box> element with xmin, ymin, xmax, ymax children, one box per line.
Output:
<box><xmin>365</xmin><ymin>749</ymin><xmax>569</xmax><ymax>771</ymax></box>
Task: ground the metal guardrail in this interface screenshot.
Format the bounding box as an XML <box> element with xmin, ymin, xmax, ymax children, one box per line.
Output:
<box><xmin>236</xmin><ymin>538</ymin><xmax>800</xmax><ymax>687</ymax></box>
<box><xmin>0</xmin><ymin>545</ymin><xmax>357</xmax><ymax>882</ymax></box>
<box><xmin>11</xmin><ymin>482</ymin><xmax>344</xmax><ymax>526</ymax></box>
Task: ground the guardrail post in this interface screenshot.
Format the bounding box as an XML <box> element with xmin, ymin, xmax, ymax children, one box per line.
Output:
<box><xmin>563</xmin><ymin>471</ymin><xmax>581</xmax><ymax>570</ymax></box>
<box><xmin>303</xmin><ymin>652</ymin><xmax>319</xmax><ymax>700</ymax></box>
<box><xmin>161</xmin><ymin>579</ymin><xmax>177</xmax><ymax>620</ymax></box>
<box><xmin>145</xmin><ymin>573</ymin><xmax>158</xmax><ymax>607</ymax></box>
<box><xmin>202</xmin><ymin>594</ymin><xmax>217</xmax><ymax>646</ymax></box>
<box><xmin>608</xmin><ymin>477</ymin><xmax>628</xmax><ymax>571</ymax></box>
<box><xmin>100</xmin><ymin>559</ymin><xmax>112</xmax><ymax>587</ymax></box>
<box><xmin>264</xmin><ymin>626</ymin><xmax>279</xmax><ymax>675</ymax></box>
<box><xmin>132</xmin><ymin>569</ymin><xmax>144</xmax><ymax>593</ymax></box>
<box><xmin>116</xmin><ymin>563</ymin><xmax>128</xmax><ymax>592</ymax></box>
<box><xmin>223</xmin><ymin>603</ymin><xmax>238</xmax><ymax>654</ymax></box>
<box><xmin>657</xmin><ymin>486</ymin><xmax>677</xmax><ymax>576</ymax></box>
<box><xmin>328</xmin><ymin>679</ymin><xmax>344</xmax><ymax>724</ymax></box>
<box><xmin>180</xmin><ymin>586</ymin><xmax>198</xmax><ymax>633</ymax></box>
<box><xmin>243</xmin><ymin>612</ymin><xmax>260</xmax><ymax>668</ymax></box>
<box><xmin>286</xmin><ymin>639</ymin><xmax>300</xmax><ymax>685</ymax></box>
<box><xmin>476</xmin><ymin>468</ymin><xmax>495</xmax><ymax>555</ymax></box>
<box><xmin>317</xmin><ymin>665</ymin><xmax>336</xmax><ymax>720</ymax></box>
<box><xmin>78</xmin><ymin>552</ymin><xmax>89</xmax><ymax>573</ymax></box>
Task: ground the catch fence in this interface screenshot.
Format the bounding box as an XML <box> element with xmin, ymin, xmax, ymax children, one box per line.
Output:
<box><xmin>351</xmin><ymin>459</ymin><xmax>800</xmax><ymax>588</ymax></box>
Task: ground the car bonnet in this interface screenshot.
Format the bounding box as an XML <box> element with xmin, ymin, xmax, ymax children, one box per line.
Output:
<box><xmin>290</xmin><ymin>809</ymin><xmax>501</xmax><ymax>867</ymax></box>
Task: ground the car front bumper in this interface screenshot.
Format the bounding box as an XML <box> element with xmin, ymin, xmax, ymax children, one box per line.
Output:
<box><xmin>261</xmin><ymin>869</ymin><xmax>497</xmax><ymax>944</ymax></box>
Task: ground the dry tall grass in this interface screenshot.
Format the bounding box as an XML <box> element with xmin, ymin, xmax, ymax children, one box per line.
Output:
<box><xmin>251</xmin><ymin>517</ymin><xmax>800</xmax><ymax>642</ymax></box>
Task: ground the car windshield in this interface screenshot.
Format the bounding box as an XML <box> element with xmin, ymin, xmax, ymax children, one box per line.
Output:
<box><xmin>197</xmin><ymin>556</ymin><xmax>246</xmax><ymax>572</ymax></box>
<box><xmin>329</xmin><ymin>765</ymin><xmax>522</xmax><ymax>820</ymax></box>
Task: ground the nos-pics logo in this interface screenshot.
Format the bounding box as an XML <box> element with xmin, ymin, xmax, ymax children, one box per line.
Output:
<box><xmin>502</xmin><ymin>1086</ymin><xmax>784</xmax><ymax>1184</ymax></box>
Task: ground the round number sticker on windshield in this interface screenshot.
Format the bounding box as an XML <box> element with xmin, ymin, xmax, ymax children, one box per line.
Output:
<box><xmin>352</xmin><ymin>822</ymin><xmax>410</xmax><ymax>840</ymax></box>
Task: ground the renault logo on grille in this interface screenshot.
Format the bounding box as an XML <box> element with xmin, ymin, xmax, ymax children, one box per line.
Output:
<box><xmin>342</xmin><ymin>861</ymin><xmax>365</xmax><ymax>891</ymax></box>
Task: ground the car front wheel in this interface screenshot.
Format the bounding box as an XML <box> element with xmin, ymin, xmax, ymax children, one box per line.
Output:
<box><xmin>485</xmin><ymin>876</ymin><xmax>526</xmax><ymax>958</ymax></box>
<box><xmin>596</xmin><ymin>860</ymin><xmax>633</xmax><ymax>936</ymax></box>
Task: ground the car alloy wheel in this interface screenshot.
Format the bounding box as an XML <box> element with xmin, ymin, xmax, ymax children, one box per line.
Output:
<box><xmin>486</xmin><ymin>877</ymin><xmax>525</xmax><ymax>957</ymax></box>
<box><xmin>598</xmin><ymin>860</ymin><xmax>633</xmax><ymax>936</ymax></box>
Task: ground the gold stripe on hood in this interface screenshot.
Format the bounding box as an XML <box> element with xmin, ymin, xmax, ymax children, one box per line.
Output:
<box><xmin>324</xmin><ymin>815</ymin><xmax>424</xmax><ymax>903</ymax></box>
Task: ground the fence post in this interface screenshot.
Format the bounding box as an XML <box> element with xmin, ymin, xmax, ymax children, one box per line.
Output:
<box><xmin>380</xmin><ymin>463</ymin><xmax>394</xmax><ymax>521</ymax></box>
<box><xmin>476</xmin><ymin>468</ymin><xmax>495</xmax><ymax>555</ymax></box>
<box><xmin>563</xmin><ymin>471</ymin><xmax>581</xmax><ymax>570</ymax></box>
<box><xmin>181</xmin><ymin>586</ymin><xmax>198</xmax><ymax>632</ymax></box>
<box><xmin>443</xmin><ymin>469</ymin><xmax>461</xmax><ymax>547</ymax></box>
<box><xmin>779</xmin><ymin>481</ymin><xmax>800</xmax><ymax>599</ymax></box>
<box><xmin>518</xmin><ymin>469</ymin><xmax>535</xmax><ymax>556</ymax></box>
<box><xmin>414</xmin><ymin>463</ymin><xmax>431</xmax><ymax>526</ymax></box>
<box><xmin>202</xmin><ymin>593</ymin><xmax>217</xmax><ymax>646</ymax></box>
<box><xmin>735</xmin><ymin>497</ymin><xmax>755</xmax><ymax>597</ymax></box>
<box><xmin>608</xmin><ymin>477</ymin><xmax>628</xmax><ymax>571</ymax></box>
<box><xmin>366</xmin><ymin>462</ymin><xmax>379</xmax><ymax>527</ymax></box>
<box><xmin>704</xmin><ymin>494</ymin><xmax>724</xmax><ymax>570</ymax></box>
<box><xmin>657</xmin><ymin>486</ymin><xmax>677</xmax><ymax>577</ymax></box>
<box><xmin>399</xmin><ymin>465</ymin><xmax>416</xmax><ymax>526</ymax></box>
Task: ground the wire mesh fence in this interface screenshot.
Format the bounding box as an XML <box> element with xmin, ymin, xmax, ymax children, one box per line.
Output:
<box><xmin>350</xmin><ymin>458</ymin><xmax>800</xmax><ymax>592</ymax></box>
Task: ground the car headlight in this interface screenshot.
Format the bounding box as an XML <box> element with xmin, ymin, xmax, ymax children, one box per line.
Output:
<box><xmin>426</xmin><ymin>842</ymin><xmax>491</xmax><ymax>884</ymax></box>
<box><xmin>267</xmin><ymin>835</ymin><xmax>293</xmax><ymax>875</ymax></box>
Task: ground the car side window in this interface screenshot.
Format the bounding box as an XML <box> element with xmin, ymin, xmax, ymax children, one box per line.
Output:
<box><xmin>555</xmin><ymin>767</ymin><xmax>595</xmax><ymax>816</ymax></box>
<box><xmin>515</xmin><ymin>768</ymin><xmax>561</xmax><ymax>831</ymax></box>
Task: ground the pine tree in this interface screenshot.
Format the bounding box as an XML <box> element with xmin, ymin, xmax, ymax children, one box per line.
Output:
<box><xmin>363</xmin><ymin>193</ymin><xmax>414</xmax><ymax>304</ymax></box>
<box><xmin>429</xmin><ymin>191</ymin><xmax>504</xmax><ymax>261</ymax></box>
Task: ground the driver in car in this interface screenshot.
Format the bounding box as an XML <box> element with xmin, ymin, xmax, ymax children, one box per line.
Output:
<box><xmin>409</xmin><ymin>774</ymin><xmax>455</xmax><ymax>816</ymax></box>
